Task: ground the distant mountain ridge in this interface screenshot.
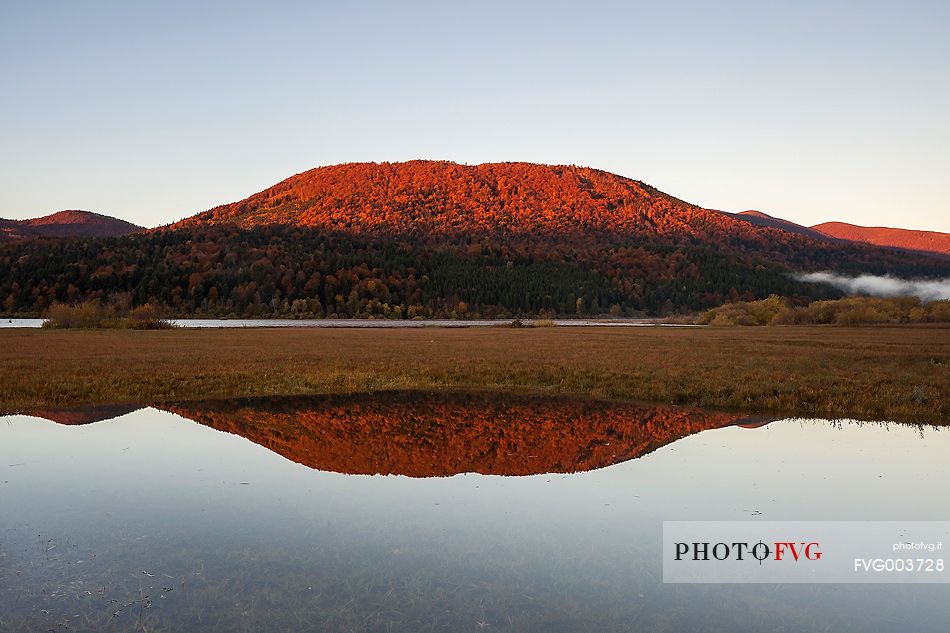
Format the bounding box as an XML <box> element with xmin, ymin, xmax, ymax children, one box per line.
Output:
<box><xmin>723</xmin><ymin>210</ymin><xmax>833</xmax><ymax>242</ymax></box>
<box><xmin>0</xmin><ymin>210</ymin><xmax>143</xmax><ymax>240</ymax></box>
<box><xmin>811</xmin><ymin>221</ymin><xmax>950</xmax><ymax>256</ymax></box>
<box><xmin>722</xmin><ymin>209</ymin><xmax>949</xmax><ymax>257</ymax></box>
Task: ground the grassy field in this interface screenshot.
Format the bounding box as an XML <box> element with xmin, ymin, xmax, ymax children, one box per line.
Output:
<box><xmin>1</xmin><ymin>325</ymin><xmax>948</xmax><ymax>423</ymax></box>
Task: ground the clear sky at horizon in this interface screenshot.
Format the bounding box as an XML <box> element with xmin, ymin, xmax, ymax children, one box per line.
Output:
<box><xmin>2</xmin><ymin>1</ymin><xmax>948</xmax><ymax>232</ymax></box>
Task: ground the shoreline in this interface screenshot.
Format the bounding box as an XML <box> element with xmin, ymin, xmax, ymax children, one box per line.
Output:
<box><xmin>3</xmin><ymin>317</ymin><xmax>674</xmax><ymax>329</ymax></box>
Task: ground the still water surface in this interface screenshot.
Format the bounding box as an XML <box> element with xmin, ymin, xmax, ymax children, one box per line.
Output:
<box><xmin>1</xmin><ymin>393</ymin><xmax>947</xmax><ymax>632</ymax></box>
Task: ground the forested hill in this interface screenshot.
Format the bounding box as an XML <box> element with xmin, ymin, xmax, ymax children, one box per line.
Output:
<box><xmin>1</xmin><ymin>162</ymin><xmax>948</xmax><ymax>318</ymax></box>
<box><xmin>0</xmin><ymin>210</ymin><xmax>143</xmax><ymax>240</ymax></box>
<box><xmin>172</xmin><ymin>161</ymin><xmax>841</xmax><ymax>252</ymax></box>
<box><xmin>173</xmin><ymin>161</ymin><xmax>756</xmax><ymax>239</ymax></box>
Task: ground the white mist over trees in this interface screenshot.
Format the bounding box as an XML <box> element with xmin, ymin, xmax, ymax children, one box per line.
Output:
<box><xmin>797</xmin><ymin>273</ymin><xmax>950</xmax><ymax>302</ymax></box>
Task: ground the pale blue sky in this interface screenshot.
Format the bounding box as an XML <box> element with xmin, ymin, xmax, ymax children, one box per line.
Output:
<box><xmin>2</xmin><ymin>1</ymin><xmax>948</xmax><ymax>231</ymax></box>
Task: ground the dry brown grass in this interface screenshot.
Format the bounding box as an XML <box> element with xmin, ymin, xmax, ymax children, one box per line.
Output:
<box><xmin>1</xmin><ymin>325</ymin><xmax>948</xmax><ymax>423</ymax></box>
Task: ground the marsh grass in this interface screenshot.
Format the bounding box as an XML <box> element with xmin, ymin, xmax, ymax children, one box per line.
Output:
<box><xmin>691</xmin><ymin>295</ymin><xmax>950</xmax><ymax>327</ymax></box>
<box><xmin>1</xmin><ymin>326</ymin><xmax>948</xmax><ymax>423</ymax></box>
<box><xmin>492</xmin><ymin>319</ymin><xmax>556</xmax><ymax>328</ymax></box>
<box><xmin>42</xmin><ymin>301</ymin><xmax>175</xmax><ymax>330</ymax></box>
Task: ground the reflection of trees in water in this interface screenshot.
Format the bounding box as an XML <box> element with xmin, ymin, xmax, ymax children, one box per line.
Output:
<box><xmin>781</xmin><ymin>416</ymin><xmax>931</xmax><ymax>438</ymax></box>
<box><xmin>163</xmin><ymin>392</ymin><xmax>756</xmax><ymax>477</ymax></box>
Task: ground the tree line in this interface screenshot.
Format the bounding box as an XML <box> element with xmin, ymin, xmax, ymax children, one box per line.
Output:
<box><xmin>1</xmin><ymin>223</ymin><xmax>945</xmax><ymax>319</ymax></box>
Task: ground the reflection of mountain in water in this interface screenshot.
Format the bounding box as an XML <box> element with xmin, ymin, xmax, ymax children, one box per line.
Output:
<box><xmin>25</xmin><ymin>403</ymin><xmax>141</xmax><ymax>425</ymax></box>
<box><xmin>162</xmin><ymin>392</ymin><xmax>763</xmax><ymax>477</ymax></box>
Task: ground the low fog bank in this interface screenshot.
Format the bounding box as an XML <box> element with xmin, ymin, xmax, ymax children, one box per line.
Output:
<box><xmin>797</xmin><ymin>272</ymin><xmax>950</xmax><ymax>302</ymax></box>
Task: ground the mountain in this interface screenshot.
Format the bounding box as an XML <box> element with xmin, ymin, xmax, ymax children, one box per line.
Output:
<box><xmin>169</xmin><ymin>159</ymin><xmax>947</xmax><ymax>259</ymax></box>
<box><xmin>2</xmin><ymin>161</ymin><xmax>948</xmax><ymax>318</ymax></box>
<box><xmin>724</xmin><ymin>210</ymin><xmax>832</xmax><ymax>242</ymax></box>
<box><xmin>170</xmin><ymin>161</ymin><xmax>792</xmax><ymax>243</ymax></box>
<box><xmin>812</xmin><ymin>221</ymin><xmax>950</xmax><ymax>256</ymax></box>
<box><xmin>0</xmin><ymin>210</ymin><xmax>143</xmax><ymax>240</ymax></box>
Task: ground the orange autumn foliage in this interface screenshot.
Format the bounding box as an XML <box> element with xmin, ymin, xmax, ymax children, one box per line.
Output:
<box><xmin>171</xmin><ymin>161</ymin><xmax>796</xmax><ymax>245</ymax></box>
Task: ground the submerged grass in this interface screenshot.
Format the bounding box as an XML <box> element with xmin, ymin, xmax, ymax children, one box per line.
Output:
<box><xmin>1</xmin><ymin>325</ymin><xmax>948</xmax><ymax>423</ymax></box>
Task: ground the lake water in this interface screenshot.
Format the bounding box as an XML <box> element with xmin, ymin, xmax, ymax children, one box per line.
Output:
<box><xmin>2</xmin><ymin>392</ymin><xmax>947</xmax><ymax>632</ymax></box>
<box><xmin>0</xmin><ymin>318</ymin><xmax>45</xmax><ymax>328</ymax></box>
<box><xmin>0</xmin><ymin>318</ymin><xmax>674</xmax><ymax>329</ymax></box>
